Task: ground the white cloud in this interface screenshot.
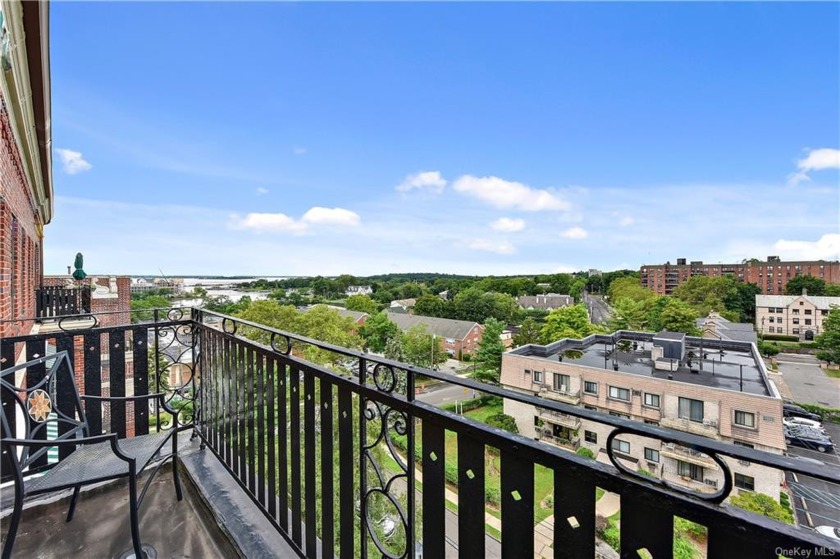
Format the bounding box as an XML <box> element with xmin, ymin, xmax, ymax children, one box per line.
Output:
<box><xmin>229</xmin><ymin>206</ymin><xmax>360</xmax><ymax>234</ymax></box>
<box><xmin>452</xmin><ymin>175</ymin><xmax>570</xmax><ymax>211</ymax></box>
<box><xmin>228</xmin><ymin>212</ymin><xmax>307</xmax><ymax>234</ymax></box>
<box><xmin>788</xmin><ymin>148</ymin><xmax>840</xmax><ymax>186</ymax></box>
<box><xmin>619</xmin><ymin>216</ymin><xmax>634</xmax><ymax>227</ymax></box>
<box><xmin>396</xmin><ymin>171</ymin><xmax>447</xmax><ymax>193</ymax></box>
<box><xmin>773</xmin><ymin>233</ymin><xmax>840</xmax><ymax>261</ymax></box>
<box><xmin>293</xmin><ymin>147</ymin><xmax>308</xmax><ymax>155</ymax></box>
<box><xmin>490</xmin><ymin>217</ymin><xmax>526</xmax><ymax>232</ymax></box>
<box><xmin>301</xmin><ymin>206</ymin><xmax>361</xmax><ymax>226</ymax></box>
<box><xmin>467</xmin><ymin>239</ymin><xmax>516</xmax><ymax>255</ymax></box>
<box><xmin>256</xmin><ymin>187</ymin><xmax>269</xmax><ymax>195</ymax></box>
<box><xmin>56</xmin><ymin>149</ymin><xmax>92</xmax><ymax>175</ymax></box>
<box><xmin>561</xmin><ymin>226</ymin><xmax>588</xmax><ymax>240</ymax></box>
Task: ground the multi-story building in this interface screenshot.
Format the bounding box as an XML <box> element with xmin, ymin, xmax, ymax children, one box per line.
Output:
<box><xmin>640</xmin><ymin>256</ymin><xmax>840</xmax><ymax>295</ymax></box>
<box><xmin>518</xmin><ymin>293</ymin><xmax>573</xmax><ymax>310</ymax></box>
<box><xmin>501</xmin><ymin>330</ymin><xmax>786</xmax><ymax>501</ymax></box>
<box><xmin>756</xmin><ymin>292</ymin><xmax>840</xmax><ymax>340</ymax></box>
<box><xmin>0</xmin><ymin>0</ymin><xmax>53</xmax><ymax>339</ymax></box>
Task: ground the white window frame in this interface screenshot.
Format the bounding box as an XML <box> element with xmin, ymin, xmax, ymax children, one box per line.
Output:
<box><xmin>608</xmin><ymin>386</ymin><xmax>630</xmax><ymax>401</ymax></box>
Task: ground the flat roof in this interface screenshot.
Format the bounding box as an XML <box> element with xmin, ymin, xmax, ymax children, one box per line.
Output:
<box><xmin>513</xmin><ymin>332</ymin><xmax>771</xmax><ymax>397</ymax></box>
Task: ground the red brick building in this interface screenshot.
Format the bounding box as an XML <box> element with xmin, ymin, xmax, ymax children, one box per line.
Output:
<box><xmin>1</xmin><ymin>1</ymin><xmax>53</xmax><ymax>339</ymax></box>
<box><xmin>640</xmin><ymin>256</ymin><xmax>840</xmax><ymax>295</ymax></box>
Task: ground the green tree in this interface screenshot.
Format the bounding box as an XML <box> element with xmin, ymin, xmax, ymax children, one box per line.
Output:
<box><xmin>473</xmin><ymin>318</ymin><xmax>506</xmax><ymax>385</ymax></box>
<box><xmin>825</xmin><ymin>284</ymin><xmax>840</xmax><ymax>297</ymax></box>
<box><xmin>724</xmin><ymin>282</ymin><xmax>762</xmax><ymax>322</ymax></box>
<box><xmin>296</xmin><ymin>305</ymin><xmax>363</xmax><ymax>364</ymax></box>
<box><xmin>606</xmin><ymin>298</ymin><xmax>650</xmax><ymax>332</ymax></box>
<box><xmin>358</xmin><ymin>312</ymin><xmax>400</xmax><ymax>353</ymax></box>
<box><xmin>608</xmin><ymin>276</ymin><xmax>657</xmax><ymax>303</ymax></box>
<box><xmin>785</xmin><ymin>275</ymin><xmax>826</xmax><ymax>296</ymax></box>
<box><xmin>540</xmin><ymin>304</ymin><xmax>598</xmax><ymax>343</ymax></box>
<box><xmin>658</xmin><ymin>299</ymin><xmax>700</xmax><ymax>334</ymax></box>
<box><xmin>236</xmin><ymin>300</ymin><xmax>300</xmax><ymax>344</ymax></box>
<box><xmin>485</xmin><ymin>413</ymin><xmax>518</xmax><ymax>433</ymax></box>
<box><xmin>512</xmin><ymin>317</ymin><xmax>541</xmax><ymax>347</ymax></box>
<box><xmin>131</xmin><ymin>295</ymin><xmax>172</xmax><ymax>322</ymax></box>
<box><xmin>345</xmin><ymin>294</ymin><xmax>380</xmax><ymax>314</ymax></box>
<box><xmin>730</xmin><ymin>492</ymin><xmax>793</xmax><ymax>524</ymax></box>
<box><xmin>413</xmin><ymin>294</ymin><xmax>451</xmax><ymax>318</ymax></box>
<box><xmin>400</xmin><ymin>325</ymin><xmax>446</xmax><ymax>368</ymax></box>
<box><xmin>452</xmin><ymin>287</ymin><xmax>494</xmax><ymax>323</ymax></box>
<box><xmin>815</xmin><ymin>306</ymin><xmax>840</xmax><ymax>364</ymax></box>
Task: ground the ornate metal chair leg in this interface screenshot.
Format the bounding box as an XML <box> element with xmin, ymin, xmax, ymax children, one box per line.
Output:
<box><xmin>1</xmin><ymin>490</ymin><xmax>23</xmax><ymax>559</ymax></box>
<box><xmin>128</xmin><ymin>470</ymin><xmax>144</xmax><ymax>559</ymax></box>
<box><xmin>66</xmin><ymin>486</ymin><xmax>81</xmax><ymax>522</ymax></box>
<box><xmin>172</xmin><ymin>456</ymin><xmax>183</xmax><ymax>502</ymax></box>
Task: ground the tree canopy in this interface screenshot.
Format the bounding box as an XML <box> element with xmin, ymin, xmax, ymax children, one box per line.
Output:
<box><xmin>541</xmin><ymin>304</ymin><xmax>599</xmax><ymax>343</ymax></box>
<box><xmin>473</xmin><ymin>318</ymin><xmax>506</xmax><ymax>385</ymax></box>
<box><xmin>816</xmin><ymin>306</ymin><xmax>840</xmax><ymax>365</ymax></box>
<box><xmin>785</xmin><ymin>275</ymin><xmax>827</xmax><ymax>296</ymax></box>
<box><xmin>358</xmin><ymin>312</ymin><xmax>400</xmax><ymax>353</ymax></box>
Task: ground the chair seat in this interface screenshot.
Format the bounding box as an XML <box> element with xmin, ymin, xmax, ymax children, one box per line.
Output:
<box><xmin>26</xmin><ymin>431</ymin><xmax>174</xmax><ymax>495</ymax></box>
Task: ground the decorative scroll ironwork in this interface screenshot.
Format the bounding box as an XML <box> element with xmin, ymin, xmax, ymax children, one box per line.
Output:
<box><xmin>152</xmin><ymin>320</ymin><xmax>198</xmax><ymax>428</ymax></box>
<box><xmin>605</xmin><ymin>426</ymin><xmax>733</xmax><ymax>503</ymax></box>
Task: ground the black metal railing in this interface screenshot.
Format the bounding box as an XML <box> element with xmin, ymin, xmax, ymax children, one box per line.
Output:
<box><xmin>34</xmin><ymin>285</ymin><xmax>91</xmax><ymax>319</ymax></box>
<box><xmin>2</xmin><ymin>308</ymin><xmax>838</xmax><ymax>558</ymax></box>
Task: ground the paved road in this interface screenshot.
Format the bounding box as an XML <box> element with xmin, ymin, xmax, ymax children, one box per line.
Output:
<box><xmin>786</xmin><ymin>422</ymin><xmax>840</xmax><ymax>532</ymax></box>
<box><xmin>417</xmin><ymin>381</ymin><xmax>480</xmax><ymax>406</ymax></box>
<box><xmin>584</xmin><ymin>294</ymin><xmax>612</xmax><ymax>325</ymax></box>
<box><xmin>776</xmin><ymin>353</ymin><xmax>840</xmax><ymax>408</ymax></box>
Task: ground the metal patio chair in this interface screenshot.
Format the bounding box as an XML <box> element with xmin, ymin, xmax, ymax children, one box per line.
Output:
<box><xmin>1</xmin><ymin>352</ymin><xmax>182</xmax><ymax>559</ymax></box>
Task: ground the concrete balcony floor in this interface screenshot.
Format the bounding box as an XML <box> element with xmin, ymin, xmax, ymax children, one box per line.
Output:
<box><xmin>0</xmin><ymin>435</ymin><xmax>297</xmax><ymax>559</ymax></box>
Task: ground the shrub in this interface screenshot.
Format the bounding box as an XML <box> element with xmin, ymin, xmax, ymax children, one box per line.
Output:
<box><xmin>602</xmin><ymin>524</ymin><xmax>620</xmax><ymax>551</ymax></box>
<box><xmin>637</xmin><ymin>468</ymin><xmax>656</xmax><ymax>478</ymax></box>
<box><xmin>673</xmin><ymin>535</ymin><xmax>697</xmax><ymax>559</ymax></box>
<box><xmin>674</xmin><ymin>517</ymin><xmax>707</xmax><ymax>541</ymax></box>
<box><xmin>762</xmin><ymin>334</ymin><xmax>799</xmax><ymax>342</ymax></box>
<box><xmin>794</xmin><ymin>402</ymin><xmax>840</xmax><ymax>424</ymax></box>
<box><xmin>485</xmin><ymin>486</ymin><xmax>501</xmax><ymax>506</ymax></box>
<box><xmin>730</xmin><ymin>492</ymin><xmax>793</xmax><ymax>524</ymax></box>
<box><xmin>485</xmin><ymin>413</ymin><xmax>519</xmax><ymax>434</ymax></box>
<box><xmin>576</xmin><ymin>447</ymin><xmax>595</xmax><ymax>459</ymax></box>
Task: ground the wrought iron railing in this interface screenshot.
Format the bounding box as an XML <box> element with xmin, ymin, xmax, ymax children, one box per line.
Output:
<box><xmin>34</xmin><ymin>285</ymin><xmax>91</xmax><ymax>319</ymax></box>
<box><xmin>2</xmin><ymin>308</ymin><xmax>838</xmax><ymax>558</ymax></box>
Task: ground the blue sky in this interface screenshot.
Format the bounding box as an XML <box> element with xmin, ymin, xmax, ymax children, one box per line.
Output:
<box><xmin>48</xmin><ymin>2</ymin><xmax>839</xmax><ymax>276</ymax></box>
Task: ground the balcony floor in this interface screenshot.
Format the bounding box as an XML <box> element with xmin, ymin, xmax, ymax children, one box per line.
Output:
<box><xmin>0</xmin><ymin>434</ymin><xmax>297</xmax><ymax>559</ymax></box>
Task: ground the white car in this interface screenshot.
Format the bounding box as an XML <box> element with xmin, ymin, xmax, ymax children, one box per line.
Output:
<box><xmin>815</xmin><ymin>526</ymin><xmax>840</xmax><ymax>540</ymax></box>
<box><xmin>783</xmin><ymin>417</ymin><xmax>825</xmax><ymax>431</ymax></box>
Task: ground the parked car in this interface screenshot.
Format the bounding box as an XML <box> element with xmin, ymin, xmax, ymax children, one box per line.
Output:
<box><xmin>785</xmin><ymin>424</ymin><xmax>832</xmax><ymax>441</ymax></box>
<box><xmin>783</xmin><ymin>416</ymin><xmax>824</xmax><ymax>430</ymax></box>
<box><xmin>815</xmin><ymin>526</ymin><xmax>840</xmax><ymax>540</ymax></box>
<box><xmin>784</xmin><ymin>429</ymin><xmax>835</xmax><ymax>453</ymax></box>
<box><xmin>783</xmin><ymin>404</ymin><xmax>822</xmax><ymax>422</ymax></box>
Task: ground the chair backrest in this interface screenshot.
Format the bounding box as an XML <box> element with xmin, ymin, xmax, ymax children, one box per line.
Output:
<box><xmin>1</xmin><ymin>352</ymin><xmax>89</xmax><ymax>481</ymax></box>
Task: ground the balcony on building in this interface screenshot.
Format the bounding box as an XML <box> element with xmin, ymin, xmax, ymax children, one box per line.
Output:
<box><xmin>1</xmin><ymin>309</ymin><xmax>838</xmax><ymax>559</ymax></box>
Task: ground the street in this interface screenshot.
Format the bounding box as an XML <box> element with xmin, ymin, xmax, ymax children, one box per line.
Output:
<box><xmin>776</xmin><ymin>353</ymin><xmax>840</xmax><ymax>408</ymax></box>
<box><xmin>417</xmin><ymin>381</ymin><xmax>479</xmax><ymax>406</ymax></box>
<box><xmin>584</xmin><ymin>293</ymin><xmax>612</xmax><ymax>325</ymax></box>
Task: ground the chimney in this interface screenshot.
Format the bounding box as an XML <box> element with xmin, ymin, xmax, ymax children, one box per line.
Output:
<box><xmin>803</xmin><ymin>288</ymin><xmax>808</xmax><ymax>296</ymax></box>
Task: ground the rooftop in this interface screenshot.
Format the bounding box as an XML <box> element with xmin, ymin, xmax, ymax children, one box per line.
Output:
<box><xmin>511</xmin><ymin>331</ymin><xmax>773</xmax><ymax>396</ymax></box>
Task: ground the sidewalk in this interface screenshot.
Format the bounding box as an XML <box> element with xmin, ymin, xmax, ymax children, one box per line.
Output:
<box><xmin>415</xmin><ymin>463</ymin><xmax>620</xmax><ymax>557</ymax></box>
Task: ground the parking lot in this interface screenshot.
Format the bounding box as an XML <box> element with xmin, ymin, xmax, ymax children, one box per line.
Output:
<box><xmin>785</xmin><ymin>421</ymin><xmax>840</xmax><ymax>531</ymax></box>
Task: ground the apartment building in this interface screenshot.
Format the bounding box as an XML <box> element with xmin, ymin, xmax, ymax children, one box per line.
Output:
<box><xmin>756</xmin><ymin>292</ymin><xmax>839</xmax><ymax>340</ymax></box>
<box><xmin>1</xmin><ymin>1</ymin><xmax>53</xmax><ymax>339</ymax></box>
<box><xmin>385</xmin><ymin>311</ymin><xmax>483</xmax><ymax>357</ymax></box>
<box><xmin>640</xmin><ymin>256</ymin><xmax>840</xmax><ymax>295</ymax></box>
<box><xmin>501</xmin><ymin>331</ymin><xmax>785</xmax><ymax>501</ymax></box>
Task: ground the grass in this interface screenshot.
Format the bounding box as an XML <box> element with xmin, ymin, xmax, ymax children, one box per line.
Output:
<box><xmin>825</xmin><ymin>368</ymin><xmax>840</xmax><ymax>379</ymax></box>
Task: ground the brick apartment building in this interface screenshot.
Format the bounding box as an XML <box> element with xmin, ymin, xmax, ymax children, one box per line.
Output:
<box><xmin>640</xmin><ymin>256</ymin><xmax>840</xmax><ymax>295</ymax></box>
<box><xmin>385</xmin><ymin>311</ymin><xmax>484</xmax><ymax>358</ymax></box>
<box><xmin>1</xmin><ymin>1</ymin><xmax>52</xmax><ymax>339</ymax></box>
<box><xmin>501</xmin><ymin>331</ymin><xmax>786</xmax><ymax>502</ymax></box>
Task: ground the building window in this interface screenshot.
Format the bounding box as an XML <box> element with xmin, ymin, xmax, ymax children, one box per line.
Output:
<box><xmin>644</xmin><ymin>419</ymin><xmax>659</xmax><ymax>426</ymax></box>
<box><xmin>612</xmin><ymin>439</ymin><xmax>630</xmax><ymax>455</ymax></box>
<box><xmin>793</xmin><ymin>328</ymin><xmax>800</xmax><ymax>334</ymax></box>
<box><xmin>609</xmin><ymin>411</ymin><xmax>630</xmax><ymax>419</ymax></box>
<box><xmin>805</xmin><ymin>319</ymin><xmax>812</xmax><ymax>325</ymax></box>
<box><xmin>768</xmin><ymin>327</ymin><xmax>775</xmax><ymax>333</ymax></box>
<box><xmin>776</xmin><ymin>308</ymin><xmax>784</xmax><ymax>313</ymax></box>
<box><xmin>533</xmin><ymin>370</ymin><xmax>543</xmax><ymax>383</ymax></box>
<box><xmin>553</xmin><ymin>374</ymin><xmax>570</xmax><ymax>393</ymax></box>
<box><xmin>644</xmin><ymin>447</ymin><xmax>660</xmax><ymax>463</ymax></box>
<box><xmin>678</xmin><ymin>461</ymin><xmax>704</xmax><ymax>481</ymax></box>
<box><xmin>584</xmin><ymin>431</ymin><xmax>597</xmax><ymax>444</ymax></box>
<box><xmin>733</xmin><ymin>440</ymin><xmax>754</xmax><ymax>449</ymax></box>
<box><xmin>643</xmin><ymin>393</ymin><xmax>660</xmax><ymax>408</ymax></box>
<box><xmin>734</xmin><ymin>411</ymin><xmax>755</xmax><ymax>428</ymax></box>
<box><xmin>805</xmin><ymin>309</ymin><xmax>812</xmax><ymax>315</ymax></box>
<box><xmin>768</xmin><ymin>317</ymin><xmax>774</xmax><ymax>323</ymax></box>
<box><xmin>793</xmin><ymin>318</ymin><xmax>799</xmax><ymax>325</ymax></box>
<box><xmin>584</xmin><ymin>381</ymin><xmax>598</xmax><ymax>395</ymax></box>
<box><xmin>584</xmin><ymin>405</ymin><xmax>598</xmax><ymax>411</ymax></box>
<box><xmin>608</xmin><ymin>386</ymin><xmax>630</xmax><ymax>401</ymax></box>
<box><xmin>734</xmin><ymin>473</ymin><xmax>755</xmax><ymax>491</ymax></box>
<box><xmin>678</xmin><ymin>397</ymin><xmax>704</xmax><ymax>422</ymax></box>
<box><xmin>792</xmin><ymin>309</ymin><xmax>800</xmax><ymax>315</ymax></box>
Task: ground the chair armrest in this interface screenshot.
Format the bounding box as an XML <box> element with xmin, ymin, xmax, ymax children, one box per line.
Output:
<box><xmin>81</xmin><ymin>392</ymin><xmax>182</xmax><ymax>420</ymax></box>
<box><xmin>3</xmin><ymin>433</ymin><xmax>135</xmax><ymax>463</ymax></box>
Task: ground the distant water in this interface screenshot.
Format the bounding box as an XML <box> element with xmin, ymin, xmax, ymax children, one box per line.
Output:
<box><xmin>173</xmin><ymin>277</ymin><xmax>284</xmax><ymax>306</ymax></box>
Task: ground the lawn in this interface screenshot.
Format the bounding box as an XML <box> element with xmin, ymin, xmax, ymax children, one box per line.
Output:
<box><xmin>825</xmin><ymin>368</ymin><xmax>840</xmax><ymax>379</ymax></box>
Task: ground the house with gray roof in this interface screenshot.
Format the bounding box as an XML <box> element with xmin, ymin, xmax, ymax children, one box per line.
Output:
<box><xmin>518</xmin><ymin>293</ymin><xmax>573</xmax><ymax>311</ymax></box>
<box><xmin>385</xmin><ymin>311</ymin><xmax>484</xmax><ymax>358</ymax></box>
<box><xmin>696</xmin><ymin>312</ymin><xmax>758</xmax><ymax>345</ymax></box>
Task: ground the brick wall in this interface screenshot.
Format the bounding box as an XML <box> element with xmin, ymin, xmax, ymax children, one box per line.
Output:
<box><xmin>1</xmin><ymin>96</ymin><xmax>43</xmax><ymax>340</ymax></box>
